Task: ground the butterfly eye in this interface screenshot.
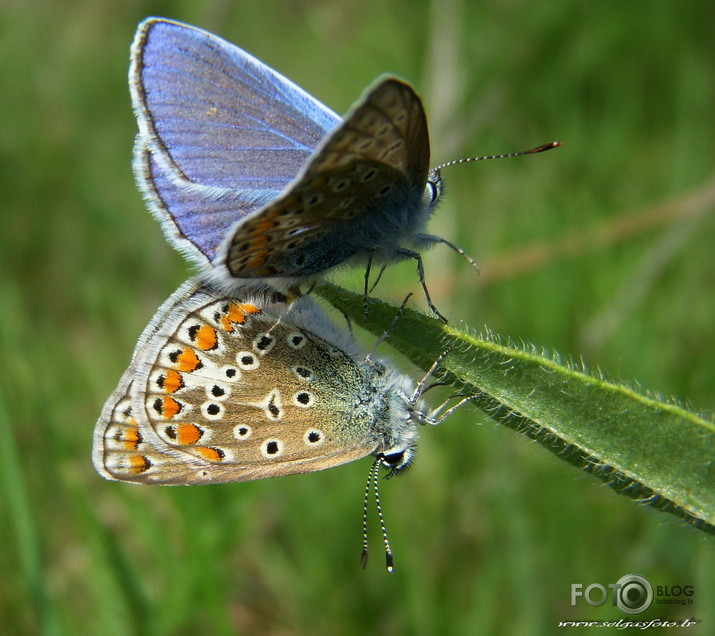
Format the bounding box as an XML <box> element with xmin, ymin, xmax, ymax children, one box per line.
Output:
<box><xmin>382</xmin><ymin>451</ymin><xmax>405</xmax><ymax>467</ymax></box>
<box><xmin>424</xmin><ymin>169</ymin><xmax>442</xmax><ymax>205</ymax></box>
<box><xmin>379</xmin><ymin>444</ymin><xmax>416</xmax><ymax>478</ymax></box>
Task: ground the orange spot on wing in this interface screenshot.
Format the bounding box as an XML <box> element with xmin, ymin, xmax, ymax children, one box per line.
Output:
<box><xmin>246</xmin><ymin>251</ymin><xmax>268</xmax><ymax>269</ymax></box>
<box><xmin>239</xmin><ymin>303</ymin><xmax>260</xmax><ymax>315</ymax></box>
<box><xmin>222</xmin><ymin>303</ymin><xmax>246</xmax><ymax>331</ymax></box>
<box><xmin>253</xmin><ymin>220</ymin><xmax>278</xmax><ymax>235</ymax></box>
<box><xmin>309</xmin><ymin>175</ymin><xmax>329</xmax><ymax>189</ymax></box>
<box><xmin>122</xmin><ymin>427</ymin><xmax>141</xmax><ymax>450</ymax></box>
<box><xmin>161</xmin><ymin>396</ymin><xmax>182</xmax><ymax>419</ymax></box>
<box><xmin>195</xmin><ymin>447</ymin><xmax>225</xmax><ymax>462</ymax></box>
<box><xmin>221</xmin><ymin>302</ymin><xmax>261</xmax><ymax>331</ymax></box>
<box><xmin>128</xmin><ymin>455</ymin><xmax>151</xmax><ymax>474</ymax></box>
<box><xmin>175</xmin><ymin>423</ymin><xmax>203</xmax><ymax>445</ymax></box>
<box><xmin>176</xmin><ymin>347</ymin><xmax>202</xmax><ymax>372</ymax></box>
<box><xmin>162</xmin><ymin>370</ymin><xmax>183</xmax><ymax>393</ymax></box>
<box><xmin>194</xmin><ymin>325</ymin><xmax>218</xmax><ymax>351</ymax></box>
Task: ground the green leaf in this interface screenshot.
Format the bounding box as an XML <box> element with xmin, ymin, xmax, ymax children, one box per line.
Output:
<box><xmin>316</xmin><ymin>284</ymin><xmax>715</xmax><ymax>536</ymax></box>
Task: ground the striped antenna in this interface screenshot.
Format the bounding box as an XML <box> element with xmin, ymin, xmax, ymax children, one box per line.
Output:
<box><xmin>434</xmin><ymin>140</ymin><xmax>562</xmax><ymax>171</ymax></box>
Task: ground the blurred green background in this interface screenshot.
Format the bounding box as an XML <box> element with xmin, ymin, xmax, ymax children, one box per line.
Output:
<box><xmin>2</xmin><ymin>0</ymin><xmax>714</xmax><ymax>634</ymax></box>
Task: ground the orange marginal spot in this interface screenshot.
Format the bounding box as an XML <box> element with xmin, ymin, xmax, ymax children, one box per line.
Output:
<box><xmin>253</xmin><ymin>219</ymin><xmax>278</xmax><ymax>234</ymax></box>
<box><xmin>309</xmin><ymin>175</ymin><xmax>329</xmax><ymax>189</ymax></box>
<box><xmin>122</xmin><ymin>427</ymin><xmax>141</xmax><ymax>451</ymax></box>
<box><xmin>239</xmin><ymin>303</ymin><xmax>260</xmax><ymax>315</ymax></box>
<box><xmin>221</xmin><ymin>303</ymin><xmax>246</xmax><ymax>331</ymax></box>
<box><xmin>175</xmin><ymin>423</ymin><xmax>203</xmax><ymax>446</ymax></box>
<box><xmin>257</xmin><ymin>235</ymin><xmax>270</xmax><ymax>249</ymax></box>
<box><xmin>194</xmin><ymin>325</ymin><xmax>218</xmax><ymax>351</ymax></box>
<box><xmin>128</xmin><ymin>455</ymin><xmax>151</xmax><ymax>475</ymax></box>
<box><xmin>162</xmin><ymin>370</ymin><xmax>183</xmax><ymax>393</ymax></box>
<box><xmin>175</xmin><ymin>347</ymin><xmax>202</xmax><ymax>372</ymax></box>
<box><xmin>221</xmin><ymin>302</ymin><xmax>262</xmax><ymax>332</ymax></box>
<box><xmin>246</xmin><ymin>250</ymin><xmax>268</xmax><ymax>269</ymax></box>
<box><xmin>195</xmin><ymin>447</ymin><xmax>225</xmax><ymax>462</ymax></box>
<box><xmin>161</xmin><ymin>396</ymin><xmax>182</xmax><ymax>419</ymax></box>
<box><xmin>220</xmin><ymin>315</ymin><xmax>236</xmax><ymax>332</ymax></box>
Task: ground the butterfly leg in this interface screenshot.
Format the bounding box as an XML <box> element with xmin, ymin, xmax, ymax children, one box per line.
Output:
<box><xmin>396</xmin><ymin>247</ymin><xmax>448</xmax><ymax>322</ymax></box>
<box><xmin>409</xmin><ymin>347</ymin><xmax>478</xmax><ymax>423</ymax></box>
<box><xmin>415</xmin><ymin>233</ymin><xmax>480</xmax><ymax>274</ymax></box>
<box><xmin>425</xmin><ymin>393</ymin><xmax>478</xmax><ymax>425</ymax></box>
<box><xmin>410</xmin><ymin>347</ymin><xmax>453</xmax><ymax>403</ymax></box>
<box><xmin>333</xmin><ymin>303</ymin><xmax>354</xmax><ymax>337</ymax></box>
<box><xmin>363</xmin><ymin>252</ymin><xmax>374</xmax><ymax>317</ymax></box>
<box><xmin>363</xmin><ymin>254</ymin><xmax>389</xmax><ymax>316</ymax></box>
<box><xmin>368</xmin><ymin>264</ymin><xmax>388</xmax><ymax>296</ymax></box>
<box><xmin>365</xmin><ymin>292</ymin><xmax>413</xmax><ymax>361</ymax></box>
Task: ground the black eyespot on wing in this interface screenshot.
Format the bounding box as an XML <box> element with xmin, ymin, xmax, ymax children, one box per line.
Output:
<box><xmin>267</xmin><ymin>395</ymin><xmax>281</xmax><ymax>419</ymax></box>
<box><xmin>255</xmin><ymin>335</ymin><xmax>273</xmax><ymax>351</ymax></box>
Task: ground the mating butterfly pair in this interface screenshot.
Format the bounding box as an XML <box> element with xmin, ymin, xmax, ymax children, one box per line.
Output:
<box><xmin>95</xmin><ymin>16</ymin><xmax>474</xmax><ymax>487</ymax></box>
<box><xmin>95</xmin><ymin>18</ymin><xmax>558</xmax><ymax>568</ymax></box>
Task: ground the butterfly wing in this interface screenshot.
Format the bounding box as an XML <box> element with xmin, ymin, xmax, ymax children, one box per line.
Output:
<box><xmin>93</xmin><ymin>279</ymin><xmax>209</xmax><ymax>481</ymax></box>
<box><xmin>219</xmin><ymin>76</ymin><xmax>433</xmax><ymax>279</ymax></box>
<box><xmin>130</xmin><ymin>18</ymin><xmax>341</xmax><ymax>264</ymax></box>
<box><xmin>94</xmin><ymin>280</ymin><xmax>379</xmax><ymax>485</ymax></box>
<box><xmin>134</xmin><ymin>140</ymin><xmax>279</xmax><ymax>263</ymax></box>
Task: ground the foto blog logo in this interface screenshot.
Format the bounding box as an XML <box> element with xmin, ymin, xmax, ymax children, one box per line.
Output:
<box><xmin>571</xmin><ymin>574</ymin><xmax>654</xmax><ymax>615</ymax></box>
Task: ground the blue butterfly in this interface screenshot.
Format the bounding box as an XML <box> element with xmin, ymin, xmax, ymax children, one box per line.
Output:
<box><xmin>130</xmin><ymin>18</ymin><xmax>456</xmax><ymax>317</ymax></box>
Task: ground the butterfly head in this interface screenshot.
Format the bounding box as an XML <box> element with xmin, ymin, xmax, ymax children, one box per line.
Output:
<box><xmin>424</xmin><ymin>168</ymin><xmax>443</xmax><ymax>212</ymax></box>
<box><xmin>352</xmin><ymin>357</ymin><xmax>421</xmax><ymax>477</ymax></box>
<box><xmin>378</xmin><ymin>445</ymin><xmax>415</xmax><ymax>478</ymax></box>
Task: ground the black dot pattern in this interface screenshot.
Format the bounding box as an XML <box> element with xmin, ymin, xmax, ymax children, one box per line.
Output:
<box><xmin>255</xmin><ymin>335</ymin><xmax>274</xmax><ymax>351</ymax></box>
<box><xmin>294</xmin><ymin>366</ymin><xmax>313</xmax><ymax>380</ymax></box>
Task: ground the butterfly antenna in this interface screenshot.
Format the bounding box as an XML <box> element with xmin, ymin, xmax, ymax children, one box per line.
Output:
<box><xmin>360</xmin><ymin>458</ymin><xmax>378</xmax><ymax>569</ymax></box>
<box><xmin>360</xmin><ymin>457</ymin><xmax>396</xmax><ymax>572</ymax></box>
<box><xmin>434</xmin><ymin>140</ymin><xmax>562</xmax><ymax>171</ymax></box>
<box><xmin>374</xmin><ymin>458</ymin><xmax>395</xmax><ymax>573</ymax></box>
<box><xmin>365</xmin><ymin>293</ymin><xmax>413</xmax><ymax>361</ymax></box>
